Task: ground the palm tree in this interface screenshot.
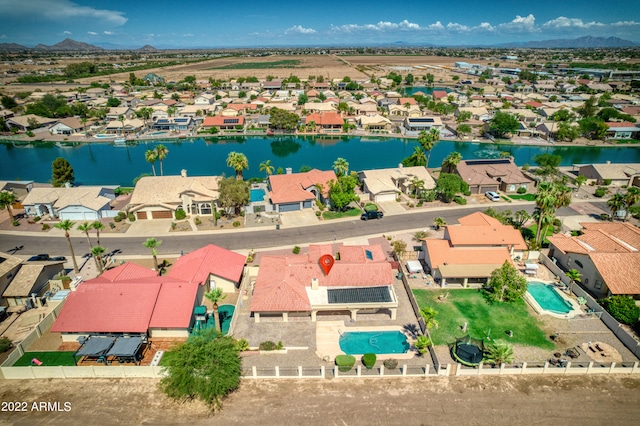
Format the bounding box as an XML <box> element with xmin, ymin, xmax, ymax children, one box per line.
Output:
<box><xmin>483</xmin><ymin>340</ymin><xmax>515</xmax><ymax>366</ymax></box>
<box><xmin>204</xmin><ymin>287</ymin><xmax>227</xmax><ymax>333</ymax></box>
<box><xmin>441</xmin><ymin>151</ymin><xmax>462</xmax><ymax>174</ymax></box>
<box><xmin>226</xmin><ymin>152</ymin><xmax>249</xmax><ymax>180</ymax></box>
<box><xmin>259</xmin><ymin>159</ymin><xmax>275</xmax><ymax>179</ymax></box>
<box><xmin>574</xmin><ymin>175</ymin><xmax>587</xmax><ymax>192</ymax></box>
<box><xmin>417</xmin><ymin>128</ymin><xmax>440</xmax><ymax>169</ymax></box>
<box><xmin>419</xmin><ymin>306</ymin><xmax>439</xmax><ymax>329</ymax></box>
<box><xmin>54</xmin><ymin>219</ymin><xmax>79</xmax><ymax>273</ymax></box>
<box><xmin>534</xmin><ymin>182</ymin><xmax>556</xmax><ymax>245</ymax></box>
<box><xmin>143</xmin><ymin>238</ymin><xmax>162</xmax><ymax>272</ymax></box>
<box><xmin>565</xmin><ymin>269</ymin><xmax>582</xmax><ymax>294</ymax></box>
<box><xmin>607</xmin><ymin>193</ymin><xmax>626</xmax><ymax>221</ymax></box>
<box><xmin>408</xmin><ymin>145</ymin><xmax>426</xmax><ymax>166</ymax></box>
<box><xmin>155</xmin><ymin>144</ymin><xmax>169</xmax><ymax>176</ymax></box>
<box><xmin>623</xmin><ymin>187</ymin><xmax>640</xmax><ymax>222</ymax></box>
<box><xmin>0</xmin><ymin>190</ymin><xmax>17</xmax><ymax>223</ymax></box>
<box><xmin>118</xmin><ymin>115</ymin><xmax>125</xmax><ymax>135</ymax></box>
<box><xmin>91</xmin><ymin>245</ymin><xmax>107</xmax><ymax>273</ymax></box>
<box><xmin>145</xmin><ymin>149</ymin><xmax>158</xmax><ymax>176</ymax></box>
<box><xmin>433</xmin><ymin>216</ymin><xmax>446</xmax><ymax>230</ymax></box>
<box><xmin>77</xmin><ymin>222</ymin><xmax>94</xmax><ymax>249</ymax></box>
<box><xmin>92</xmin><ymin>221</ymin><xmax>105</xmax><ymax>247</ymax></box>
<box><xmin>410</xmin><ymin>176</ymin><xmax>425</xmax><ymax>198</ymax></box>
<box><xmin>333</xmin><ymin>157</ymin><xmax>349</xmax><ymax>177</ymax></box>
<box><xmin>415</xmin><ymin>335</ymin><xmax>431</xmax><ymax>355</ymax></box>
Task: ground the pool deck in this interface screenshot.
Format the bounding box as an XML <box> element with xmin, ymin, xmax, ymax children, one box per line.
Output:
<box><xmin>525</xmin><ymin>279</ymin><xmax>581</xmax><ymax>319</ymax></box>
<box><xmin>316</xmin><ymin>321</ymin><xmax>417</xmax><ymax>361</ymax></box>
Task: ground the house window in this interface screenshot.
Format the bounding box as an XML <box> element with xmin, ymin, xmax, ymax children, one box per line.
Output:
<box><xmin>567</xmin><ymin>256</ymin><xmax>572</xmax><ymax>265</ymax></box>
<box><xmin>574</xmin><ymin>260</ymin><xmax>583</xmax><ymax>269</ymax></box>
<box><xmin>594</xmin><ymin>280</ymin><xmax>603</xmax><ymax>289</ymax></box>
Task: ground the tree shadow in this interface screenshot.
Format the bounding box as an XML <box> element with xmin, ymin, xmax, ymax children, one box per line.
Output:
<box><xmin>403</xmin><ymin>323</ymin><xmax>420</xmax><ymax>339</ymax></box>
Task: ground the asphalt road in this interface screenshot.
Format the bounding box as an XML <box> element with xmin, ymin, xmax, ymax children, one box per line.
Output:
<box><xmin>0</xmin><ymin>203</ymin><xmax>607</xmax><ymax>257</ymax></box>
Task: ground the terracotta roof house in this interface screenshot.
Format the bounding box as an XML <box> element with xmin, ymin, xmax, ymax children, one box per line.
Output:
<box><xmin>250</xmin><ymin>244</ymin><xmax>397</xmax><ymax>322</ymax></box>
<box><xmin>129</xmin><ymin>172</ymin><xmax>219</xmax><ymax>220</ymax></box>
<box><xmin>168</xmin><ymin>244</ymin><xmax>246</xmax><ymax>292</ymax></box>
<box><xmin>358</xmin><ymin>165</ymin><xmax>435</xmax><ymax>203</ymax></box>
<box><xmin>548</xmin><ymin>222</ymin><xmax>640</xmax><ymax>297</ymax></box>
<box><xmin>201</xmin><ymin>115</ymin><xmax>245</xmax><ymax>132</ymax></box>
<box><xmin>446</xmin><ymin>212</ymin><xmax>527</xmax><ymax>254</ymax></box>
<box><xmin>455</xmin><ymin>158</ymin><xmax>534</xmax><ymax>194</ymax></box>
<box><xmin>2</xmin><ymin>261</ymin><xmax>64</xmax><ymax>308</ymax></box>
<box><xmin>22</xmin><ymin>186</ymin><xmax>119</xmax><ymax>221</ymax></box>
<box><xmin>576</xmin><ymin>163</ymin><xmax>640</xmax><ymax>187</ymax></box>
<box><xmin>304</xmin><ymin>112</ymin><xmax>343</xmax><ymax>133</ymax></box>
<box><xmin>268</xmin><ymin>169</ymin><xmax>337</xmax><ymax>212</ymax></box>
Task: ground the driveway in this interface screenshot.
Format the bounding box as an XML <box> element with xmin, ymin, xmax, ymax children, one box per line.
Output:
<box><xmin>279</xmin><ymin>209</ymin><xmax>319</xmax><ymax>227</ymax></box>
<box><xmin>126</xmin><ymin>219</ymin><xmax>173</xmax><ymax>236</ymax></box>
<box><xmin>377</xmin><ymin>200</ymin><xmax>406</xmax><ymax>215</ymax></box>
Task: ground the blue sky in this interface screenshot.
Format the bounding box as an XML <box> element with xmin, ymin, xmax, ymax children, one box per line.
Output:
<box><xmin>1</xmin><ymin>0</ymin><xmax>638</xmax><ymax>48</ymax></box>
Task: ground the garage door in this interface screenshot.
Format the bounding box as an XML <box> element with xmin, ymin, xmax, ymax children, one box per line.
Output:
<box><xmin>375</xmin><ymin>193</ymin><xmax>397</xmax><ymax>202</ymax></box>
<box><xmin>152</xmin><ymin>210</ymin><xmax>173</xmax><ymax>219</ymax></box>
<box><xmin>479</xmin><ymin>185</ymin><xmax>497</xmax><ymax>194</ymax></box>
<box><xmin>278</xmin><ymin>203</ymin><xmax>300</xmax><ymax>212</ymax></box>
<box><xmin>60</xmin><ymin>212</ymin><xmax>97</xmax><ymax>221</ymax></box>
<box><xmin>136</xmin><ymin>211</ymin><xmax>147</xmax><ymax>220</ymax></box>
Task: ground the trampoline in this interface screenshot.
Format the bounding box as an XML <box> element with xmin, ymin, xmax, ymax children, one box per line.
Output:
<box><xmin>451</xmin><ymin>336</ymin><xmax>484</xmax><ymax>366</ymax></box>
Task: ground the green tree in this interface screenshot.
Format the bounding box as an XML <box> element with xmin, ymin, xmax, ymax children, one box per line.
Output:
<box><xmin>441</xmin><ymin>151</ymin><xmax>462</xmax><ymax>174</ymax></box>
<box><xmin>91</xmin><ymin>245</ymin><xmax>107</xmax><ymax>273</ymax></box>
<box><xmin>259</xmin><ymin>159</ymin><xmax>275</xmax><ymax>179</ymax></box>
<box><xmin>297</xmin><ymin>93</ymin><xmax>308</xmax><ymax>105</ymax></box>
<box><xmin>623</xmin><ymin>187</ymin><xmax>640</xmax><ymax>222</ymax></box>
<box><xmin>607</xmin><ymin>193</ymin><xmax>626</xmax><ymax>221</ymax></box>
<box><xmin>488</xmin><ymin>111</ymin><xmax>519</xmax><ymax>138</ymax></box>
<box><xmin>269</xmin><ymin>108</ymin><xmax>299</xmax><ymax>131</ymax></box>
<box><xmin>77</xmin><ymin>222</ymin><xmax>94</xmax><ymax>249</ymax></box>
<box><xmin>143</xmin><ymin>237</ymin><xmax>162</xmax><ymax>272</ymax></box>
<box><xmin>565</xmin><ymin>269</ymin><xmax>582</xmax><ymax>295</ymax></box>
<box><xmin>1</xmin><ymin>95</ymin><xmax>17</xmax><ymax>110</ymax></box>
<box><xmin>556</xmin><ymin>122</ymin><xmax>579</xmax><ymax>142</ymax></box>
<box><xmin>155</xmin><ymin>144</ymin><xmax>169</xmax><ymax>176</ymax></box>
<box><xmin>574</xmin><ymin>175</ymin><xmax>587</xmax><ymax>191</ymax></box>
<box><xmin>204</xmin><ymin>288</ymin><xmax>227</xmax><ymax>333</ymax></box>
<box><xmin>551</xmin><ymin>109</ymin><xmax>575</xmax><ymax>122</ymax></box>
<box><xmin>401</xmin><ymin>145</ymin><xmax>427</xmax><ymax>167</ymax></box>
<box><xmin>405</xmin><ymin>73</ymin><xmax>414</xmax><ymax>85</ymax></box>
<box><xmin>415</xmin><ymin>335</ymin><xmax>431</xmax><ymax>355</ymax></box>
<box><xmin>328</xmin><ymin>175</ymin><xmax>357</xmax><ymax>211</ymax></box>
<box><xmin>0</xmin><ymin>190</ymin><xmax>17</xmax><ymax>223</ymax></box>
<box><xmin>433</xmin><ymin>216</ymin><xmax>446</xmax><ymax>230</ymax></box>
<box><xmin>332</xmin><ymin>157</ymin><xmax>349</xmax><ymax>177</ymax></box>
<box><xmin>160</xmin><ymin>328</ymin><xmax>241</xmax><ymax>410</ymax></box>
<box><xmin>410</xmin><ymin>176</ymin><xmax>425</xmax><ymax>198</ymax></box>
<box><xmin>533</xmin><ymin>153</ymin><xmax>562</xmax><ymax>180</ymax></box>
<box><xmin>54</xmin><ymin>220</ymin><xmax>79</xmax><ymax>273</ymax></box>
<box><xmin>92</xmin><ymin>221</ymin><xmax>105</xmax><ymax>247</ymax></box>
<box><xmin>483</xmin><ymin>340</ymin><xmax>515</xmax><ymax>365</ymax></box>
<box><xmin>106</xmin><ymin>97</ymin><xmax>121</xmax><ymax>107</ymax></box>
<box><xmin>417</xmin><ymin>128</ymin><xmax>439</xmax><ymax>169</ymax></box>
<box><xmin>145</xmin><ymin>150</ymin><xmax>158</xmax><ymax>176</ymax></box>
<box><xmin>577</xmin><ymin>96</ymin><xmax>597</xmax><ymax>118</ymax></box>
<box><xmin>578</xmin><ymin>117</ymin><xmax>608</xmax><ymax>140</ymax></box>
<box><xmin>457</xmin><ymin>123</ymin><xmax>472</xmax><ymax>138</ymax></box>
<box><xmin>419</xmin><ymin>307</ymin><xmax>439</xmax><ymax>329</ymax></box>
<box><xmin>435</xmin><ymin>173</ymin><xmax>468</xmax><ymax>203</ymax></box>
<box><xmin>226</xmin><ymin>152</ymin><xmax>249</xmax><ymax>180</ymax></box>
<box><xmin>598</xmin><ymin>295</ymin><xmax>640</xmax><ymax>325</ymax></box>
<box><xmin>218</xmin><ymin>177</ymin><xmax>249</xmax><ymax>215</ymax></box>
<box><xmin>51</xmin><ymin>157</ymin><xmax>75</xmax><ymax>187</ymax></box>
<box><xmin>456</xmin><ymin>110</ymin><xmax>472</xmax><ymax>124</ymax></box>
<box><xmin>488</xmin><ymin>261</ymin><xmax>527</xmax><ymax>302</ymax></box>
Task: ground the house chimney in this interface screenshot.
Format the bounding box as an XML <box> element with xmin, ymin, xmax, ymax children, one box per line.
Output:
<box><xmin>311</xmin><ymin>278</ymin><xmax>319</xmax><ymax>290</ymax></box>
<box><xmin>286</xmin><ymin>167</ymin><xmax>292</xmax><ymax>174</ymax></box>
<box><xmin>181</xmin><ymin>169</ymin><xmax>187</xmax><ymax>177</ymax></box>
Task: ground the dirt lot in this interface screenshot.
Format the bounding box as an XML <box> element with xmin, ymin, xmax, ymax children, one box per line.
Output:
<box><xmin>0</xmin><ymin>375</ymin><xmax>639</xmax><ymax>425</ymax></box>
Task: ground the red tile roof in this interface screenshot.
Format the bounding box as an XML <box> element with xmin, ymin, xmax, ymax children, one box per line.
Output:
<box><xmin>93</xmin><ymin>262</ymin><xmax>158</xmax><ymax>283</ymax></box>
<box><xmin>589</xmin><ymin>253</ymin><xmax>640</xmax><ymax>294</ymax></box>
<box><xmin>268</xmin><ymin>169</ymin><xmax>336</xmax><ymax>204</ymax></box>
<box><xmin>202</xmin><ymin>116</ymin><xmax>245</xmax><ymax>127</ymax></box>
<box><xmin>149</xmin><ymin>281</ymin><xmax>199</xmax><ymax>328</ymax></box>
<box><xmin>457</xmin><ymin>212</ymin><xmax>502</xmax><ymax>227</ymax></box>
<box><xmin>425</xmin><ymin>239</ymin><xmax>512</xmax><ymax>268</ymax></box>
<box><xmin>448</xmin><ymin>212</ymin><xmax>527</xmax><ymax>250</ymax></box>
<box><xmin>433</xmin><ymin>90</ymin><xmax>448</xmax><ymax>99</ymax></box>
<box><xmin>525</xmin><ymin>101</ymin><xmax>542</xmax><ymax>108</ymax></box>
<box><xmin>305</xmin><ymin>112</ymin><xmax>343</xmax><ymax>126</ymax></box>
<box><xmin>606</xmin><ymin>121</ymin><xmax>636</xmax><ymax>128</ymax></box>
<box><xmin>168</xmin><ymin>244</ymin><xmax>246</xmax><ymax>285</ymax></box>
<box><xmin>549</xmin><ymin>222</ymin><xmax>640</xmax><ymax>255</ymax></box>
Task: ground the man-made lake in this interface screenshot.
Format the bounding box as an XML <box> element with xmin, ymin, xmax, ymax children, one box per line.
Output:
<box><xmin>1</xmin><ymin>136</ymin><xmax>639</xmax><ymax>186</ymax></box>
<box><xmin>403</xmin><ymin>87</ymin><xmax>453</xmax><ymax>96</ymax></box>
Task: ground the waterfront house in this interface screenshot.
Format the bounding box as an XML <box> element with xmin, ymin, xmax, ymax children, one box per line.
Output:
<box><xmin>201</xmin><ymin>116</ymin><xmax>246</xmax><ymax>132</ymax></box>
<box><xmin>576</xmin><ymin>162</ymin><xmax>640</xmax><ymax>187</ymax></box>
<box><xmin>105</xmin><ymin>107</ymin><xmax>135</xmax><ymax>121</ymax></box>
<box><xmin>455</xmin><ymin>158</ymin><xmax>534</xmax><ymax>194</ymax></box>
<box><xmin>105</xmin><ymin>118</ymin><xmax>144</xmax><ymax>135</ymax></box>
<box><xmin>401</xmin><ymin>116</ymin><xmax>443</xmax><ymax>136</ymax></box>
<box><xmin>49</xmin><ymin>117</ymin><xmax>86</xmax><ymax>135</ymax></box>
<box><xmin>357</xmin><ymin>114</ymin><xmax>392</xmax><ymax>132</ymax></box>
<box><xmin>605</xmin><ymin>122</ymin><xmax>640</xmax><ymax>140</ymax></box>
<box><xmin>22</xmin><ymin>186</ymin><xmax>119</xmax><ymax>220</ymax></box>
<box><xmin>304</xmin><ymin>112</ymin><xmax>343</xmax><ymax>133</ymax></box>
<box><xmin>268</xmin><ymin>169</ymin><xmax>336</xmax><ymax>212</ymax></box>
<box><xmin>5</xmin><ymin>114</ymin><xmax>57</xmax><ymax>132</ymax></box>
<box><xmin>358</xmin><ymin>165</ymin><xmax>436</xmax><ymax>203</ymax></box>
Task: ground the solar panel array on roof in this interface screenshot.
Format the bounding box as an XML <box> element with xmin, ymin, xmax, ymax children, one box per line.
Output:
<box><xmin>411</xmin><ymin>118</ymin><xmax>434</xmax><ymax>123</ymax></box>
<box><xmin>223</xmin><ymin>118</ymin><xmax>239</xmax><ymax>124</ymax></box>
<box><xmin>157</xmin><ymin>119</ymin><xmax>169</xmax><ymax>124</ymax></box>
<box><xmin>327</xmin><ymin>286</ymin><xmax>392</xmax><ymax>304</ymax></box>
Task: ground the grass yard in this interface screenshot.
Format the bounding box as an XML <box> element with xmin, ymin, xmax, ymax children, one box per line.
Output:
<box><xmin>209</xmin><ymin>60</ymin><xmax>300</xmax><ymax>70</ymax></box>
<box><xmin>413</xmin><ymin>289</ymin><xmax>553</xmax><ymax>349</ymax></box>
<box><xmin>13</xmin><ymin>351</ymin><xmax>76</xmax><ymax>366</ymax></box>
<box><xmin>508</xmin><ymin>193</ymin><xmax>536</xmax><ymax>201</ymax></box>
<box><xmin>527</xmin><ymin>224</ymin><xmax>555</xmax><ymax>245</ymax></box>
<box><xmin>322</xmin><ymin>208</ymin><xmax>361</xmax><ymax>220</ymax></box>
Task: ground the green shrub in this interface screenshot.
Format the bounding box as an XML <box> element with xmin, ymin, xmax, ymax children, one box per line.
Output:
<box><xmin>234</xmin><ymin>338</ymin><xmax>249</xmax><ymax>352</ymax></box>
<box><xmin>194</xmin><ymin>217</ymin><xmax>202</xmax><ymax>225</ymax></box>
<box><xmin>517</xmin><ymin>186</ymin><xmax>527</xmax><ymax>194</ymax></box>
<box><xmin>277</xmin><ymin>341</ymin><xmax>283</xmax><ymax>350</ymax></box>
<box><xmin>41</xmin><ymin>223</ymin><xmax>50</xmax><ymax>231</ymax></box>
<box><xmin>315</xmin><ymin>199</ymin><xmax>325</xmax><ymax>210</ymax></box>
<box><xmin>463</xmin><ymin>189</ymin><xmax>472</xmax><ymax>196</ymax></box>
<box><xmin>421</xmin><ymin>190</ymin><xmax>437</xmax><ymax>202</ymax></box>
<box><xmin>175</xmin><ymin>209</ymin><xmax>186</xmax><ymax>220</ymax></box>
<box><xmin>599</xmin><ymin>295</ymin><xmax>640</xmax><ymax>325</ymax></box>
<box><xmin>12</xmin><ymin>220</ymin><xmax>19</xmax><ymax>227</ymax></box>
<box><xmin>417</xmin><ymin>200</ymin><xmax>424</xmax><ymax>207</ymax></box>
<box><xmin>335</xmin><ymin>354</ymin><xmax>356</xmax><ymax>372</ymax></box>
<box><xmin>259</xmin><ymin>341</ymin><xmax>278</xmax><ymax>351</ymax></box>
<box><xmin>33</xmin><ymin>216</ymin><xmax>41</xmax><ymax>222</ymax></box>
<box><xmin>383</xmin><ymin>358</ymin><xmax>398</xmax><ymax>369</ymax></box>
<box><xmin>128</xmin><ymin>213</ymin><xmax>136</xmax><ymax>222</ymax></box>
<box><xmin>0</xmin><ymin>337</ymin><xmax>11</xmax><ymax>353</ymax></box>
<box><xmin>362</xmin><ymin>353</ymin><xmax>377</xmax><ymax>369</ymax></box>
<box><xmin>117</xmin><ymin>211</ymin><xmax>127</xmax><ymax>219</ymax></box>
<box><xmin>603</xmin><ymin>179</ymin><xmax>612</xmax><ymax>186</ymax></box>
<box><xmin>109</xmin><ymin>222</ymin><xmax>115</xmax><ymax>229</ymax></box>
<box><xmin>232</xmin><ymin>221</ymin><xmax>241</xmax><ymax>227</ymax></box>
<box><xmin>292</xmin><ymin>246</ymin><xmax>300</xmax><ymax>254</ymax></box>
<box><xmin>315</xmin><ymin>211</ymin><xmax>321</xmax><ymax>217</ymax></box>
<box><xmin>594</xmin><ymin>188</ymin><xmax>607</xmax><ymax>198</ymax></box>
<box><xmin>114</xmin><ymin>215</ymin><xmax>122</xmax><ymax>222</ymax></box>
<box><xmin>453</xmin><ymin>196</ymin><xmax>467</xmax><ymax>205</ymax></box>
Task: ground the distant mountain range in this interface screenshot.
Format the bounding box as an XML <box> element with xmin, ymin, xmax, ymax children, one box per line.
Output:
<box><xmin>0</xmin><ymin>36</ymin><xmax>636</xmax><ymax>51</ymax></box>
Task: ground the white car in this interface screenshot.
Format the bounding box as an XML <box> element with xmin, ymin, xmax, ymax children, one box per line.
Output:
<box><xmin>485</xmin><ymin>191</ymin><xmax>500</xmax><ymax>202</ymax></box>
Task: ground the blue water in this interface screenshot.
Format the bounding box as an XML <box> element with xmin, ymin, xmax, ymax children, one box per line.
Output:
<box><xmin>250</xmin><ymin>188</ymin><xmax>266</xmax><ymax>203</ymax></box>
<box><xmin>527</xmin><ymin>283</ymin><xmax>573</xmax><ymax>314</ymax></box>
<box><xmin>192</xmin><ymin>304</ymin><xmax>235</xmax><ymax>335</ymax></box>
<box><xmin>339</xmin><ymin>331</ymin><xmax>410</xmax><ymax>355</ymax></box>
<box><xmin>403</xmin><ymin>86</ymin><xmax>453</xmax><ymax>96</ymax></box>
<box><xmin>1</xmin><ymin>136</ymin><xmax>640</xmax><ymax>186</ymax></box>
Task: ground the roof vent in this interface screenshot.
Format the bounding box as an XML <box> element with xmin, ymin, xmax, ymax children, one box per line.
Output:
<box><xmin>311</xmin><ymin>278</ymin><xmax>319</xmax><ymax>290</ymax></box>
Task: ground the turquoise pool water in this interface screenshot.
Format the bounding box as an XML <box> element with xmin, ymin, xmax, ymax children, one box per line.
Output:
<box><xmin>527</xmin><ymin>282</ymin><xmax>573</xmax><ymax>314</ymax></box>
<box><xmin>93</xmin><ymin>134</ymin><xmax>115</xmax><ymax>139</ymax></box>
<box><xmin>339</xmin><ymin>331</ymin><xmax>410</xmax><ymax>354</ymax></box>
<box><xmin>149</xmin><ymin>131</ymin><xmax>167</xmax><ymax>136</ymax></box>
<box><xmin>250</xmin><ymin>188</ymin><xmax>266</xmax><ymax>203</ymax></box>
<box><xmin>192</xmin><ymin>304</ymin><xmax>235</xmax><ymax>335</ymax></box>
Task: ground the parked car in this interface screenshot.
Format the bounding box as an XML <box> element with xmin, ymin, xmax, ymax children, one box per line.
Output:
<box><xmin>485</xmin><ymin>191</ymin><xmax>500</xmax><ymax>202</ymax></box>
<box><xmin>50</xmin><ymin>256</ymin><xmax>67</xmax><ymax>262</ymax></box>
<box><xmin>361</xmin><ymin>210</ymin><xmax>383</xmax><ymax>220</ymax></box>
<box><xmin>27</xmin><ymin>254</ymin><xmax>49</xmax><ymax>261</ymax></box>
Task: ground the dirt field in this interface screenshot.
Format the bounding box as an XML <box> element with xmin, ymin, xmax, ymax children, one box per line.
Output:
<box><xmin>1</xmin><ymin>375</ymin><xmax>639</xmax><ymax>425</ymax></box>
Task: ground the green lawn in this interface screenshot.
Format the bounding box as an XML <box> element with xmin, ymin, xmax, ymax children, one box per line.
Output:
<box><xmin>528</xmin><ymin>224</ymin><xmax>555</xmax><ymax>245</ymax></box>
<box><xmin>13</xmin><ymin>351</ymin><xmax>76</xmax><ymax>366</ymax></box>
<box><xmin>209</xmin><ymin>60</ymin><xmax>300</xmax><ymax>70</ymax></box>
<box><xmin>508</xmin><ymin>193</ymin><xmax>536</xmax><ymax>201</ymax></box>
<box><xmin>158</xmin><ymin>350</ymin><xmax>177</xmax><ymax>367</ymax></box>
<box><xmin>322</xmin><ymin>208</ymin><xmax>361</xmax><ymax>220</ymax></box>
<box><xmin>413</xmin><ymin>289</ymin><xmax>553</xmax><ymax>349</ymax></box>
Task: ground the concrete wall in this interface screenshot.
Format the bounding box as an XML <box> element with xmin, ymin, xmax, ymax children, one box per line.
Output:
<box><xmin>1</xmin><ymin>365</ymin><xmax>166</xmax><ymax>380</ymax></box>
<box><xmin>148</xmin><ymin>328</ymin><xmax>189</xmax><ymax>339</ymax></box>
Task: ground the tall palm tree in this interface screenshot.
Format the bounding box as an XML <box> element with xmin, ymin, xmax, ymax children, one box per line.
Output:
<box><xmin>565</xmin><ymin>269</ymin><xmax>582</xmax><ymax>295</ymax></box>
<box><xmin>417</xmin><ymin>128</ymin><xmax>440</xmax><ymax>169</ymax></box>
<box><xmin>623</xmin><ymin>187</ymin><xmax>640</xmax><ymax>222</ymax></box>
<box><xmin>226</xmin><ymin>152</ymin><xmax>249</xmax><ymax>180</ymax></box>
<box><xmin>608</xmin><ymin>193</ymin><xmax>626</xmax><ymax>221</ymax></box>
<box><xmin>145</xmin><ymin>149</ymin><xmax>158</xmax><ymax>176</ymax></box>
<box><xmin>91</xmin><ymin>245</ymin><xmax>107</xmax><ymax>273</ymax></box>
<box><xmin>204</xmin><ymin>287</ymin><xmax>227</xmax><ymax>333</ymax></box>
<box><xmin>408</xmin><ymin>145</ymin><xmax>426</xmax><ymax>166</ymax></box>
<box><xmin>0</xmin><ymin>190</ymin><xmax>17</xmax><ymax>223</ymax></box>
<box><xmin>534</xmin><ymin>182</ymin><xmax>556</xmax><ymax>245</ymax></box>
<box><xmin>259</xmin><ymin>159</ymin><xmax>275</xmax><ymax>179</ymax></box>
<box><xmin>118</xmin><ymin>115</ymin><xmax>125</xmax><ymax>135</ymax></box>
<box><xmin>143</xmin><ymin>237</ymin><xmax>162</xmax><ymax>272</ymax></box>
<box><xmin>332</xmin><ymin>157</ymin><xmax>349</xmax><ymax>177</ymax></box>
<box><xmin>77</xmin><ymin>222</ymin><xmax>94</xmax><ymax>249</ymax></box>
<box><xmin>433</xmin><ymin>216</ymin><xmax>446</xmax><ymax>230</ymax></box>
<box><xmin>155</xmin><ymin>144</ymin><xmax>169</xmax><ymax>176</ymax></box>
<box><xmin>441</xmin><ymin>151</ymin><xmax>462</xmax><ymax>174</ymax></box>
<box><xmin>410</xmin><ymin>176</ymin><xmax>425</xmax><ymax>198</ymax></box>
<box><xmin>92</xmin><ymin>221</ymin><xmax>105</xmax><ymax>247</ymax></box>
<box><xmin>54</xmin><ymin>219</ymin><xmax>79</xmax><ymax>273</ymax></box>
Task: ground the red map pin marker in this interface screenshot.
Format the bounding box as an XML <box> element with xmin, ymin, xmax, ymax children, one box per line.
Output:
<box><xmin>319</xmin><ymin>254</ymin><xmax>335</xmax><ymax>275</ymax></box>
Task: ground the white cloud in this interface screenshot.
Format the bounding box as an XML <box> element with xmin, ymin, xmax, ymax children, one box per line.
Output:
<box><xmin>0</xmin><ymin>0</ymin><xmax>127</xmax><ymax>26</ymax></box>
<box><xmin>428</xmin><ymin>21</ymin><xmax>445</xmax><ymax>31</ymax></box>
<box><xmin>477</xmin><ymin>22</ymin><xmax>495</xmax><ymax>32</ymax></box>
<box><xmin>611</xmin><ymin>21</ymin><xmax>640</xmax><ymax>27</ymax></box>
<box><xmin>543</xmin><ymin>16</ymin><xmax>604</xmax><ymax>29</ymax></box>
<box><xmin>104</xmin><ymin>31</ymin><xmax>113</xmax><ymax>35</ymax></box>
<box><xmin>87</xmin><ymin>31</ymin><xmax>97</xmax><ymax>35</ymax></box>
<box><xmin>498</xmin><ymin>14</ymin><xmax>537</xmax><ymax>32</ymax></box>
<box><xmin>331</xmin><ymin>20</ymin><xmax>423</xmax><ymax>33</ymax></box>
<box><xmin>63</xmin><ymin>30</ymin><xmax>72</xmax><ymax>35</ymax></box>
<box><xmin>447</xmin><ymin>22</ymin><xmax>469</xmax><ymax>31</ymax></box>
<box><xmin>285</xmin><ymin>25</ymin><xmax>317</xmax><ymax>35</ymax></box>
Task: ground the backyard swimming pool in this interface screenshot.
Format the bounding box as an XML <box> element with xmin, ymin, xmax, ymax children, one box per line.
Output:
<box><xmin>339</xmin><ymin>331</ymin><xmax>410</xmax><ymax>355</ymax></box>
<box><xmin>250</xmin><ymin>188</ymin><xmax>266</xmax><ymax>203</ymax></box>
<box><xmin>93</xmin><ymin>134</ymin><xmax>115</xmax><ymax>139</ymax></box>
<box><xmin>527</xmin><ymin>282</ymin><xmax>574</xmax><ymax>314</ymax></box>
<box><xmin>149</xmin><ymin>131</ymin><xmax>168</xmax><ymax>136</ymax></box>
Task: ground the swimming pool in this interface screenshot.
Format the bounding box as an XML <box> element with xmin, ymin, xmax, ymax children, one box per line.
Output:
<box><xmin>149</xmin><ymin>131</ymin><xmax>167</xmax><ymax>136</ymax></box>
<box><xmin>527</xmin><ymin>282</ymin><xmax>573</xmax><ymax>314</ymax></box>
<box><xmin>93</xmin><ymin>134</ymin><xmax>115</xmax><ymax>139</ymax></box>
<box><xmin>250</xmin><ymin>188</ymin><xmax>266</xmax><ymax>203</ymax></box>
<box><xmin>339</xmin><ymin>331</ymin><xmax>410</xmax><ymax>354</ymax></box>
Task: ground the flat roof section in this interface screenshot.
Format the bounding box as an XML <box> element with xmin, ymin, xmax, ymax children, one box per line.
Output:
<box><xmin>327</xmin><ymin>286</ymin><xmax>392</xmax><ymax>304</ymax></box>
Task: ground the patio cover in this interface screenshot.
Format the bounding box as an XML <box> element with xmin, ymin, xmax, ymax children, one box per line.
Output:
<box><xmin>75</xmin><ymin>336</ymin><xmax>116</xmax><ymax>357</ymax></box>
<box><xmin>438</xmin><ymin>264</ymin><xmax>502</xmax><ymax>279</ymax></box>
<box><xmin>106</xmin><ymin>336</ymin><xmax>144</xmax><ymax>358</ymax></box>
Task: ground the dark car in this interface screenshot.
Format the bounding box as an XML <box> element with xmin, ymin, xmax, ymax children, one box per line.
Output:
<box><xmin>50</xmin><ymin>256</ymin><xmax>67</xmax><ymax>262</ymax></box>
<box><xmin>361</xmin><ymin>210</ymin><xmax>383</xmax><ymax>220</ymax></box>
<box><xmin>27</xmin><ymin>254</ymin><xmax>49</xmax><ymax>261</ymax></box>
